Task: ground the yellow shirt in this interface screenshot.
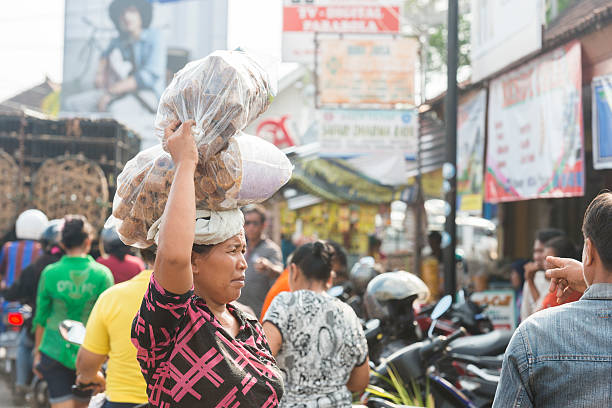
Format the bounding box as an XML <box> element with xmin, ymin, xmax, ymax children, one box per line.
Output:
<box><xmin>82</xmin><ymin>270</ymin><xmax>152</xmax><ymax>404</ymax></box>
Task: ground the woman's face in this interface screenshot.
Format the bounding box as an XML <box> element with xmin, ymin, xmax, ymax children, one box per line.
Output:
<box><xmin>192</xmin><ymin>232</ymin><xmax>247</xmax><ymax>306</ymax></box>
<box><xmin>510</xmin><ymin>269</ymin><xmax>522</xmax><ymax>289</ymax></box>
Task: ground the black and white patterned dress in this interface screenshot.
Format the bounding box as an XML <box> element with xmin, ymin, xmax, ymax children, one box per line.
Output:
<box><xmin>263</xmin><ymin>290</ymin><xmax>368</xmax><ymax>408</ymax></box>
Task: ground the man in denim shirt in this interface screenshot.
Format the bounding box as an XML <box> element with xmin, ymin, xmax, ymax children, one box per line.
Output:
<box><xmin>493</xmin><ymin>192</ymin><xmax>612</xmax><ymax>407</ymax></box>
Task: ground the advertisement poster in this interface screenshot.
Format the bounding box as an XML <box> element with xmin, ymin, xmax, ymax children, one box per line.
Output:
<box><xmin>61</xmin><ymin>0</ymin><xmax>228</xmax><ymax>149</ymax></box>
<box><xmin>316</xmin><ymin>34</ymin><xmax>418</xmax><ymax>108</ymax></box>
<box><xmin>282</xmin><ymin>0</ymin><xmax>401</xmax><ymax>65</ymax></box>
<box><xmin>485</xmin><ymin>41</ymin><xmax>584</xmax><ymax>203</ymax></box>
<box><xmin>317</xmin><ymin>109</ymin><xmax>417</xmax><ymax>158</ymax></box>
<box><xmin>457</xmin><ymin>89</ymin><xmax>486</xmax><ymax>214</ymax></box>
<box><xmin>592</xmin><ymin>75</ymin><xmax>612</xmax><ymax>169</ymax></box>
<box><xmin>470</xmin><ymin>290</ymin><xmax>516</xmax><ymax>331</ymax></box>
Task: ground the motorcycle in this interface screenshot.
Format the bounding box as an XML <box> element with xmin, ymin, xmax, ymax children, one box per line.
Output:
<box><xmin>0</xmin><ymin>303</ymin><xmax>31</xmax><ymax>394</ymax></box>
<box><xmin>416</xmin><ymin>288</ymin><xmax>494</xmax><ymax>336</ymax></box>
<box><xmin>362</xmin><ymin>296</ymin><xmax>478</xmax><ymax>407</ymax></box>
<box><xmin>59</xmin><ymin>320</ymin><xmax>148</xmax><ymax>408</ymax></box>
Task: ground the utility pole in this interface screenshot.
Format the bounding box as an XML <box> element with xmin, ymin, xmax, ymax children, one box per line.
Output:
<box><xmin>444</xmin><ymin>0</ymin><xmax>458</xmax><ymax>296</ymax></box>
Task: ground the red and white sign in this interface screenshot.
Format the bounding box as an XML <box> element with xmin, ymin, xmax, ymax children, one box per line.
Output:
<box><xmin>282</xmin><ymin>1</ymin><xmax>400</xmax><ymax>65</ymax></box>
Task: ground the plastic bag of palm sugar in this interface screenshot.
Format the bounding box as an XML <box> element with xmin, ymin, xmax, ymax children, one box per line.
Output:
<box><xmin>106</xmin><ymin>133</ymin><xmax>291</xmax><ymax>248</ymax></box>
<box><xmin>155</xmin><ymin>50</ymin><xmax>275</xmax><ymax>161</ymax></box>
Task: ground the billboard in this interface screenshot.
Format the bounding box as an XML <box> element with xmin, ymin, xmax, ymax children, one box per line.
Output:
<box><xmin>60</xmin><ymin>0</ymin><xmax>228</xmax><ymax>149</ymax></box>
<box><xmin>282</xmin><ymin>0</ymin><xmax>401</xmax><ymax>65</ymax></box>
<box><xmin>316</xmin><ymin>108</ymin><xmax>418</xmax><ymax>158</ymax></box>
<box><xmin>485</xmin><ymin>42</ymin><xmax>584</xmax><ymax>203</ymax></box>
<box><xmin>470</xmin><ymin>0</ymin><xmax>543</xmax><ymax>82</ymax></box>
<box><xmin>315</xmin><ymin>34</ymin><xmax>418</xmax><ymax>108</ymax></box>
<box><xmin>592</xmin><ymin>75</ymin><xmax>612</xmax><ymax>169</ymax></box>
<box><xmin>457</xmin><ymin>89</ymin><xmax>486</xmax><ymax>214</ymax></box>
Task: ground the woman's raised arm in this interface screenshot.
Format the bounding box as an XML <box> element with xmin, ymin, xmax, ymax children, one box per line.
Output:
<box><xmin>153</xmin><ymin>119</ymin><xmax>197</xmax><ymax>294</ymax></box>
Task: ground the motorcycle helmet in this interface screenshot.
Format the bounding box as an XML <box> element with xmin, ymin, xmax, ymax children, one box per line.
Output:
<box><xmin>100</xmin><ymin>225</ymin><xmax>126</xmax><ymax>255</ymax></box>
<box><xmin>349</xmin><ymin>256</ymin><xmax>379</xmax><ymax>295</ymax></box>
<box><xmin>39</xmin><ymin>219</ymin><xmax>63</xmax><ymax>251</ymax></box>
<box><xmin>15</xmin><ymin>209</ymin><xmax>48</xmax><ymax>240</ymax></box>
<box><xmin>364</xmin><ymin>270</ymin><xmax>430</xmax><ymax>322</ymax></box>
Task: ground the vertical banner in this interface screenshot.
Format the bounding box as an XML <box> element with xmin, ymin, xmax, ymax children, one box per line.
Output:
<box><xmin>282</xmin><ymin>0</ymin><xmax>401</xmax><ymax>65</ymax></box>
<box><xmin>61</xmin><ymin>0</ymin><xmax>228</xmax><ymax>149</ymax></box>
<box><xmin>485</xmin><ymin>41</ymin><xmax>584</xmax><ymax>203</ymax></box>
<box><xmin>457</xmin><ymin>89</ymin><xmax>486</xmax><ymax>214</ymax></box>
<box><xmin>592</xmin><ymin>75</ymin><xmax>612</xmax><ymax>169</ymax></box>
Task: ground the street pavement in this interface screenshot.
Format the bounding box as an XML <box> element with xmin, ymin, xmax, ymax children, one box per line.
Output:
<box><xmin>0</xmin><ymin>378</ymin><xmax>25</xmax><ymax>408</ymax></box>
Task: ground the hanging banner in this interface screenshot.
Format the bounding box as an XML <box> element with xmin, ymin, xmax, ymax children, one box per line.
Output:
<box><xmin>282</xmin><ymin>0</ymin><xmax>401</xmax><ymax>65</ymax></box>
<box><xmin>457</xmin><ymin>89</ymin><xmax>486</xmax><ymax>214</ymax></box>
<box><xmin>317</xmin><ymin>109</ymin><xmax>417</xmax><ymax>158</ymax></box>
<box><xmin>485</xmin><ymin>41</ymin><xmax>584</xmax><ymax>203</ymax></box>
<box><xmin>592</xmin><ymin>75</ymin><xmax>612</xmax><ymax>169</ymax></box>
<box><xmin>316</xmin><ymin>34</ymin><xmax>418</xmax><ymax>107</ymax></box>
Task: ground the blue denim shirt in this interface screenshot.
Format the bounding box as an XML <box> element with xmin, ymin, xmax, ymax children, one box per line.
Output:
<box><xmin>493</xmin><ymin>283</ymin><xmax>612</xmax><ymax>407</ymax></box>
<box><xmin>103</xmin><ymin>28</ymin><xmax>165</xmax><ymax>98</ymax></box>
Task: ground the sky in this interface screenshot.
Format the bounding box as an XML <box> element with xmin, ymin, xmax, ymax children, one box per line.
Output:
<box><xmin>0</xmin><ymin>0</ymin><xmax>283</xmax><ymax>101</ymax></box>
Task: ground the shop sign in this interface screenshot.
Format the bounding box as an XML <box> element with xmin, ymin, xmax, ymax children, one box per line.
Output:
<box><xmin>485</xmin><ymin>41</ymin><xmax>584</xmax><ymax>203</ymax></box>
<box><xmin>316</xmin><ymin>34</ymin><xmax>418</xmax><ymax>107</ymax></box>
<box><xmin>317</xmin><ymin>108</ymin><xmax>418</xmax><ymax>158</ymax></box>
<box><xmin>256</xmin><ymin>115</ymin><xmax>296</xmax><ymax>149</ymax></box>
<box><xmin>282</xmin><ymin>0</ymin><xmax>401</xmax><ymax>65</ymax></box>
<box><xmin>470</xmin><ymin>290</ymin><xmax>516</xmax><ymax>331</ymax></box>
<box><xmin>457</xmin><ymin>89</ymin><xmax>486</xmax><ymax>214</ymax></box>
<box><xmin>470</xmin><ymin>0</ymin><xmax>543</xmax><ymax>82</ymax></box>
<box><xmin>592</xmin><ymin>75</ymin><xmax>612</xmax><ymax>169</ymax></box>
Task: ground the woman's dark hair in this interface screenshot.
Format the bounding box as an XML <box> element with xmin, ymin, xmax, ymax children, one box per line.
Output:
<box><xmin>61</xmin><ymin>215</ymin><xmax>94</xmax><ymax>250</ymax></box>
<box><xmin>291</xmin><ymin>241</ymin><xmax>333</xmax><ymax>282</ymax></box>
<box><xmin>192</xmin><ymin>243</ymin><xmax>214</xmax><ymax>257</ymax></box>
<box><xmin>544</xmin><ymin>236</ymin><xmax>577</xmax><ymax>259</ymax></box>
<box><xmin>582</xmin><ymin>191</ymin><xmax>612</xmax><ymax>270</ymax></box>
<box><xmin>108</xmin><ymin>244</ymin><xmax>132</xmax><ymax>261</ymax></box>
<box><xmin>109</xmin><ymin>0</ymin><xmax>153</xmax><ymax>32</ymax></box>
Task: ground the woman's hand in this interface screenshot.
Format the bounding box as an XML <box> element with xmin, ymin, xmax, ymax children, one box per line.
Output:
<box><xmin>32</xmin><ymin>350</ymin><xmax>42</xmax><ymax>379</ymax></box>
<box><xmin>165</xmin><ymin>120</ymin><xmax>197</xmax><ymax>166</ymax></box>
<box><xmin>76</xmin><ymin>371</ymin><xmax>106</xmax><ymax>396</ymax></box>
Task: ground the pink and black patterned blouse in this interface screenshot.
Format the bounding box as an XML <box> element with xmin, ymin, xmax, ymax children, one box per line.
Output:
<box><xmin>131</xmin><ymin>275</ymin><xmax>284</xmax><ymax>407</ymax></box>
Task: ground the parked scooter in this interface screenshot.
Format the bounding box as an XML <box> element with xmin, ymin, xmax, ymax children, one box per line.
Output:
<box><xmin>416</xmin><ymin>288</ymin><xmax>494</xmax><ymax>336</ymax></box>
<box><xmin>363</xmin><ymin>296</ymin><xmax>477</xmax><ymax>407</ymax></box>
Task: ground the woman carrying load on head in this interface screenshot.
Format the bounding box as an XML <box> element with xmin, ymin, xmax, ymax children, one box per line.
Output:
<box><xmin>131</xmin><ymin>120</ymin><xmax>284</xmax><ymax>408</ymax></box>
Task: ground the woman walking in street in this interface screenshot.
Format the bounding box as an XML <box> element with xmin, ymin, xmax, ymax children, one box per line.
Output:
<box><xmin>32</xmin><ymin>215</ymin><xmax>114</xmax><ymax>408</ymax></box>
<box><xmin>263</xmin><ymin>241</ymin><xmax>369</xmax><ymax>408</ymax></box>
<box><xmin>131</xmin><ymin>120</ymin><xmax>284</xmax><ymax>407</ymax></box>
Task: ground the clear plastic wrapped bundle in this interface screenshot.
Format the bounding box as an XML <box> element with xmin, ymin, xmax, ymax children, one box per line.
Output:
<box><xmin>155</xmin><ymin>50</ymin><xmax>275</xmax><ymax>160</ymax></box>
<box><xmin>107</xmin><ymin>133</ymin><xmax>292</xmax><ymax>248</ymax></box>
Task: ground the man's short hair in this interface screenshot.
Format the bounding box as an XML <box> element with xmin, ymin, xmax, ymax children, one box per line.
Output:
<box><xmin>544</xmin><ymin>236</ymin><xmax>577</xmax><ymax>259</ymax></box>
<box><xmin>536</xmin><ymin>228</ymin><xmax>565</xmax><ymax>245</ymax></box>
<box><xmin>243</xmin><ymin>204</ymin><xmax>266</xmax><ymax>224</ymax></box>
<box><xmin>582</xmin><ymin>191</ymin><xmax>612</xmax><ymax>270</ymax></box>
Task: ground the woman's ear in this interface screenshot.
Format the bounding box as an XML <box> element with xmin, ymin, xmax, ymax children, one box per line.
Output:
<box><xmin>191</xmin><ymin>252</ymin><xmax>199</xmax><ymax>275</ymax></box>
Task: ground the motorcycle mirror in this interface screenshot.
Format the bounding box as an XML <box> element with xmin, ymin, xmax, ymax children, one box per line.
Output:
<box><xmin>59</xmin><ymin>320</ymin><xmax>86</xmax><ymax>346</ymax></box>
<box><xmin>431</xmin><ymin>295</ymin><xmax>453</xmax><ymax>320</ymax></box>
<box><xmin>364</xmin><ymin>319</ymin><xmax>381</xmax><ymax>331</ymax></box>
<box><xmin>327</xmin><ymin>285</ymin><xmax>344</xmax><ymax>298</ymax></box>
<box><xmin>428</xmin><ymin>295</ymin><xmax>453</xmax><ymax>338</ymax></box>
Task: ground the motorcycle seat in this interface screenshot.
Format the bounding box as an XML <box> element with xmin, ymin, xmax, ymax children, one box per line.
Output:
<box><xmin>448</xmin><ymin>330</ymin><xmax>513</xmax><ymax>356</ymax></box>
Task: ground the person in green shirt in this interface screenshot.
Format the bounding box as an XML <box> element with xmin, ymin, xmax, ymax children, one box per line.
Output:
<box><xmin>32</xmin><ymin>215</ymin><xmax>114</xmax><ymax>408</ymax></box>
